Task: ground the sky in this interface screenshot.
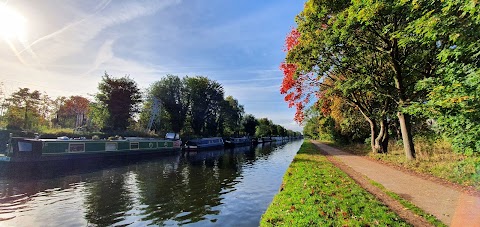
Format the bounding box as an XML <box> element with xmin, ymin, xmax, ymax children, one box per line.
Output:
<box><xmin>0</xmin><ymin>0</ymin><xmax>305</xmax><ymax>132</ymax></box>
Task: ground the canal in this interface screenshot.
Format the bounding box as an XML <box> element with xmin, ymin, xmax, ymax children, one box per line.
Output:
<box><xmin>0</xmin><ymin>140</ymin><xmax>302</xmax><ymax>226</ymax></box>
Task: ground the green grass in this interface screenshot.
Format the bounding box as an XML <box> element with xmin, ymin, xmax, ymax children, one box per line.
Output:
<box><xmin>260</xmin><ymin>141</ymin><xmax>410</xmax><ymax>226</ymax></box>
<box><xmin>369</xmin><ymin>180</ymin><xmax>446</xmax><ymax>227</ymax></box>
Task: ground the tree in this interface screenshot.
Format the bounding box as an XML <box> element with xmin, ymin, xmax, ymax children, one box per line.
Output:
<box><xmin>185</xmin><ymin>76</ymin><xmax>224</xmax><ymax>136</ymax></box>
<box><xmin>282</xmin><ymin>0</ymin><xmax>439</xmax><ymax>159</ymax></box>
<box><xmin>51</xmin><ymin>96</ymin><xmax>67</xmax><ymax>127</ymax></box>
<box><xmin>150</xmin><ymin>75</ymin><xmax>189</xmax><ymax>133</ymax></box>
<box><xmin>405</xmin><ymin>0</ymin><xmax>480</xmax><ymax>154</ymax></box>
<box><xmin>58</xmin><ymin>96</ymin><xmax>90</xmax><ymax>128</ymax></box>
<box><xmin>88</xmin><ymin>102</ymin><xmax>109</xmax><ymax>131</ymax></box>
<box><xmin>242</xmin><ymin>114</ymin><xmax>258</xmax><ymax>137</ymax></box>
<box><xmin>255</xmin><ymin>118</ymin><xmax>273</xmax><ymax>137</ymax></box>
<box><xmin>5</xmin><ymin>88</ymin><xmax>41</xmax><ymax>130</ymax></box>
<box><xmin>276</xmin><ymin>125</ymin><xmax>286</xmax><ymax>137</ymax></box>
<box><xmin>223</xmin><ymin>96</ymin><xmax>244</xmax><ymax>136</ymax></box>
<box><xmin>96</xmin><ymin>72</ymin><xmax>142</xmax><ymax>131</ymax></box>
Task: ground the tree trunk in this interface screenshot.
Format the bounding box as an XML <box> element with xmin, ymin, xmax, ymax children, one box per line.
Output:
<box><xmin>397</xmin><ymin>111</ymin><xmax>415</xmax><ymax>160</ymax></box>
<box><xmin>374</xmin><ymin>118</ymin><xmax>389</xmax><ymax>153</ymax></box>
<box><xmin>24</xmin><ymin>105</ymin><xmax>28</xmax><ymax>129</ymax></box>
<box><xmin>368</xmin><ymin>119</ymin><xmax>378</xmax><ymax>153</ymax></box>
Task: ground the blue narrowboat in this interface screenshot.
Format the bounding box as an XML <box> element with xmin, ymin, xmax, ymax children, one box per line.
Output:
<box><xmin>184</xmin><ymin>137</ymin><xmax>224</xmax><ymax>150</ymax></box>
<box><xmin>224</xmin><ymin>137</ymin><xmax>251</xmax><ymax>147</ymax></box>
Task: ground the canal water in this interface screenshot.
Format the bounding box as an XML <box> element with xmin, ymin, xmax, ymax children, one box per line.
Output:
<box><xmin>0</xmin><ymin>140</ymin><xmax>302</xmax><ymax>226</ymax></box>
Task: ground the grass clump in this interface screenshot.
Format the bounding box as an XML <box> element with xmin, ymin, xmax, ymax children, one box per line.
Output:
<box><xmin>260</xmin><ymin>141</ymin><xmax>410</xmax><ymax>226</ymax></box>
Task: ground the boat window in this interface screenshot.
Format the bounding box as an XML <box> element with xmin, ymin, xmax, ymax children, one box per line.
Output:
<box><xmin>106</xmin><ymin>143</ymin><xmax>117</xmax><ymax>151</ymax></box>
<box><xmin>130</xmin><ymin>142</ymin><xmax>139</xmax><ymax>150</ymax></box>
<box><xmin>18</xmin><ymin>142</ymin><xmax>32</xmax><ymax>152</ymax></box>
<box><xmin>69</xmin><ymin>143</ymin><xmax>85</xmax><ymax>152</ymax></box>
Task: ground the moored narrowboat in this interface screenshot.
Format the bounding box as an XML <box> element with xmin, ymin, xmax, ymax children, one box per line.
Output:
<box><xmin>0</xmin><ymin>133</ymin><xmax>182</xmax><ymax>163</ymax></box>
<box><xmin>184</xmin><ymin>137</ymin><xmax>224</xmax><ymax>150</ymax></box>
<box><xmin>224</xmin><ymin>137</ymin><xmax>251</xmax><ymax>147</ymax></box>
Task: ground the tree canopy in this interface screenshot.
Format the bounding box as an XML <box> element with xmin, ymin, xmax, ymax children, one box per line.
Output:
<box><xmin>96</xmin><ymin>72</ymin><xmax>142</xmax><ymax>131</ymax></box>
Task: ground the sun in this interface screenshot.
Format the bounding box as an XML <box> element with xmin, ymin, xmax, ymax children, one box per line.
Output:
<box><xmin>0</xmin><ymin>5</ymin><xmax>26</xmax><ymax>40</ymax></box>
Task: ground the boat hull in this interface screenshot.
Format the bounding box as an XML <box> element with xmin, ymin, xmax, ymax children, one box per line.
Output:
<box><xmin>184</xmin><ymin>137</ymin><xmax>224</xmax><ymax>150</ymax></box>
<box><xmin>1</xmin><ymin>137</ymin><xmax>182</xmax><ymax>163</ymax></box>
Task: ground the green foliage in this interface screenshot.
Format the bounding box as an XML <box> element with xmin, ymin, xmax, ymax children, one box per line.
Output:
<box><xmin>4</xmin><ymin>88</ymin><xmax>42</xmax><ymax>130</ymax></box>
<box><xmin>255</xmin><ymin>118</ymin><xmax>273</xmax><ymax>137</ymax></box>
<box><xmin>241</xmin><ymin>114</ymin><xmax>258</xmax><ymax>137</ymax></box>
<box><xmin>404</xmin><ymin>0</ymin><xmax>480</xmax><ymax>154</ymax></box>
<box><xmin>185</xmin><ymin>76</ymin><xmax>224</xmax><ymax>136</ymax></box>
<box><xmin>223</xmin><ymin>96</ymin><xmax>244</xmax><ymax>136</ymax></box>
<box><xmin>150</xmin><ymin>75</ymin><xmax>189</xmax><ymax>133</ymax></box>
<box><xmin>260</xmin><ymin>141</ymin><xmax>409</xmax><ymax>226</ymax></box>
<box><xmin>96</xmin><ymin>72</ymin><xmax>142</xmax><ymax>131</ymax></box>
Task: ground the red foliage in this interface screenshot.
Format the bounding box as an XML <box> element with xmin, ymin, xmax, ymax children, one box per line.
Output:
<box><xmin>280</xmin><ymin>62</ymin><xmax>297</xmax><ymax>94</ymax></box>
<box><xmin>284</xmin><ymin>27</ymin><xmax>300</xmax><ymax>52</ymax></box>
<box><xmin>281</xmin><ymin>27</ymin><xmax>323</xmax><ymax>124</ymax></box>
<box><xmin>280</xmin><ymin>61</ymin><xmax>319</xmax><ymax>123</ymax></box>
<box><xmin>60</xmin><ymin>96</ymin><xmax>90</xmax><ymax>116</ymax></box>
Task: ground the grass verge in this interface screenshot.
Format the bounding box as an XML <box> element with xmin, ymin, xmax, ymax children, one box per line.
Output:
<box><xmin>260</xmin><ymin>141</ymin><xmax>410</xmax><ymax>226</ymax></box>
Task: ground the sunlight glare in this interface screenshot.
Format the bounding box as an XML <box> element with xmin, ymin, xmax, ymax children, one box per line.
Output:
<box><xmin>0</xmin><ymin>5</ymin><xmax>27</xmax><ymax>40</ymax></box>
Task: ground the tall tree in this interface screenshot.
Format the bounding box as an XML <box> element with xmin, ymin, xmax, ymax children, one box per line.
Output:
<box><xmin>58</xmin><ymin>96</ymin><xmax>90</xmax><ymax>128</ymax></box>
<box><xmin>242</xmin><ymin>114</ymin><xmax>258</xmax><ymax>137</ymax></box>
<box><xmin>255</xmin><ymin>118</ymin><xmax>273</xmax><ymax>137</ymax></box>
<box><xmin>185</xmin><ymin>76</ymin><xmax>224</xmax><ymax>136</ymax></box>
<box><xmin>282</xmin><ymin>0</ymin><xmax>438</xmax><ymax>159</ymax></box>
<box><xmin>51</xmin><ymin>96</ymin><xmax>67</xmax><ymax>127</ymax></box>
<box><xmin>406</xmin><ymin>0</ymin><xmax>480</xmax><ymax>154</ymax></box>
<box><xmin>223</xmin><ymin>96</ymin><xmax>244</xmax><ymax>136</ymax></box>
<box><xmin>5</xmin><ymin>88</ymin><xmax>41</xmax><ymax>130</ymax></box>
<box><xmin>150</xmin><ymin>75</ymin><xmax>189</xmax><ymax>133</ymax></box>
<box><xmin>96</xmin><ymin>72</ymin><xmax>141</xmax><ymax>131</ymax></box>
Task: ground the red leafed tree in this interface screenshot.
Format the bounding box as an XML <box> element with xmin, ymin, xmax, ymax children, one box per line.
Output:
<box><xmin>58</xmin><ymin>96</ymin><xmax>90</xmax><ymax>128</ymax></box>
<box><xmin>280</xmin><ymin>28</ymin><xmax>318</xmax><ymax>123</ymax></box>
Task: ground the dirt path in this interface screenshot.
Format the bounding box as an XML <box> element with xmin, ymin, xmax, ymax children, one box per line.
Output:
<box><xmin>312</xmin><ymin>141</ymin><xmax>480</xmax><ymax>226</ymax></box>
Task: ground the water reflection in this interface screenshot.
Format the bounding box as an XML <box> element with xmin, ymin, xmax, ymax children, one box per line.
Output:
<box><xmin>0</xmin><ymin>140</ymin><xmax>302</xmax><ymax>226</ymax></box>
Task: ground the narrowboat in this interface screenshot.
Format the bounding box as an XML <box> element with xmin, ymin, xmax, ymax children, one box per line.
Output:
<box><xmin>0</xmin><ymin>133</ymin><xmax>182</xmax><ymax>163</ymax></box>
<box><xmin>184</xmin><ymin>137</ymin><xmax>224</xmax><ymax>150</ymax></box>
<box><xmin>224</xmin><ymin>137</ymin><xmax>251</xmax><ymax>147</ymax></box>
<box><xmin>261</xmin><ymin>137</ymin><xmax>272</xmax><ymax>142</ymax></box>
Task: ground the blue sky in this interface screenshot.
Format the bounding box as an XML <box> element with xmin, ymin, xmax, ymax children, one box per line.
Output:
<box><xmin>0</xmin><ymin>0</ymin><xmax>305</xmax><ymax>131</ymax></box>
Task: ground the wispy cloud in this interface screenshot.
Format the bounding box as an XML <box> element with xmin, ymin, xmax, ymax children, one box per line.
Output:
<box><xmin>26</xmin><ymin>0</ymin><xmax>181</xmax><ymax>65</ymax></box>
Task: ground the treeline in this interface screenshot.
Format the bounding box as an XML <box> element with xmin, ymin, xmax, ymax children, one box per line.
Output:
<box><xmin>281</xmin><ymin>0</ymin><xmax>480</xmax><ymax>159</ymax></box>
<box><xmin>0</xmin><ymin>73</ymin><xmax>301</xmax><ymax>138</ymax></box>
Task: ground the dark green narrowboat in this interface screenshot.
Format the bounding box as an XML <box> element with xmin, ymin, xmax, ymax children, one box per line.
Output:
<box><xmin>0</xmin><ymin>134</ymin><xmax>182</xmax><ymax>163</ymax></box>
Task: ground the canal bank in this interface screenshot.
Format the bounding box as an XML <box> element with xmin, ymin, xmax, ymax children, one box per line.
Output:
<box><xmin>260</xmin><ymin>141</ymin><xmax>411</xmax><ymax>226</ymax></box>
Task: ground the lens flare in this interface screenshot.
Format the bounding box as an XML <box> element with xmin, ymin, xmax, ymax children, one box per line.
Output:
<box><xmin>0</xmin><ymin>5</ymin><xmax>27</xmax><ymax>40</ymax></box>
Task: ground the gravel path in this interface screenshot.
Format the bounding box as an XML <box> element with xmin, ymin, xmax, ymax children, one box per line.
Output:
<box><xmin>312</xmin><ymin>141</ymin><xmax>480</xmax><ymax>226</ymax></box>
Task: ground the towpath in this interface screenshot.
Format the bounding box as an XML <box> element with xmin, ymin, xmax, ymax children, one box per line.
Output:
<box><xmin>312</xmin><ymin>141</ymin><xmax>480</xmax><ymax>226</ymax></box>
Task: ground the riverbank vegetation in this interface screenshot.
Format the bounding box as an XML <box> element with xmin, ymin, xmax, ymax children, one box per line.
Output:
<box><xmin>279</xmin><ymin>0</ymin><xmax>480</xmax><ymax>186</ymax></box>
<box><xmin>281</xmin><ymin>0</ymin><xmax>480</xmax><ymax>159</ymax></box>
<box><xmin>260</xmin><ymin>141</ymin><xmax>409</xmax><ymax>226</ymax></box>
<box><xmin>0</xmin><ymin>73</ymin><xmax>301</xmax><ymax>140</ymax></box>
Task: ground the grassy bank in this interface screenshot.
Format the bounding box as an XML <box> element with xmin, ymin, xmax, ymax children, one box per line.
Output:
<box><xmin>260</xmin><ymin>141</ymin><xmax>409</xmax><ymax>226</ymax></box>
<box><xmin>334</xmin><ymin>139</ymin><xmax>480</xmax><ymax>190</ymax></box>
